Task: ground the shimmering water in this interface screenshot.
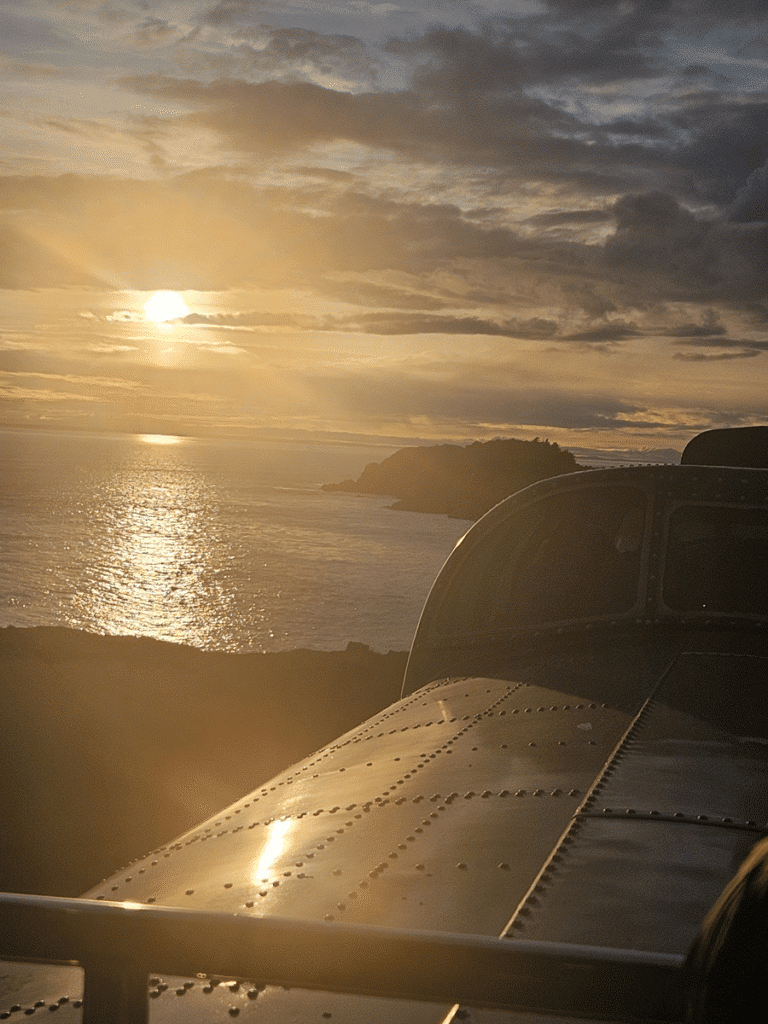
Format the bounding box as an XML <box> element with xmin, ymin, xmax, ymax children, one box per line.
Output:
<box><xmin>0</xmin><ymin>430</ymin><xmax>470</xmax><ymax>652</ymax></box>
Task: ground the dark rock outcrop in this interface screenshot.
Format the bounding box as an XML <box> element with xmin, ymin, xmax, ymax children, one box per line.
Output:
<box><xmin>323</xmin><ymin>437</ymin><xmax>582</xmax><ymax>519</ymax></box>
<box><xmin>0</xmin><ymin>627</ymin><xmax>406</xmax><ymax>896</ymax></box>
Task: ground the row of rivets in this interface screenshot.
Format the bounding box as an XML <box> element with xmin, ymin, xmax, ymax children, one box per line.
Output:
<box><xmin>503</xmin><ymin>693</ymin><xmax>660</xmax><ymax>934</ymax></box>
<box><xmin>579</xmin><ymin>808</ymin><xmax>766</xmax><ymax>831</ymax></box>
<box><xmin>1</xmin><ymin>997</ymin><xmax>77</xmax><ymax>1018</ymax></box>
<box><xmin>95</xmin><ymin>681</ymin><xmax>527</xmax><ymax>902</ymax></box>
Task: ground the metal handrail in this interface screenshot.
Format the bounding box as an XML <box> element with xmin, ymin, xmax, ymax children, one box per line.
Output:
<box><xmin>0</xmin><ymin>892</ymin><xmax>686</xmax><ymax>1023</ymax></box>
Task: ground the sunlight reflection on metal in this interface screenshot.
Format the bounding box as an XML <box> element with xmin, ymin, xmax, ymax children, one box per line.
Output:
<box><xmin>252</xmin><ymin>819</ymin><xmax>293</xmax><ymax>884</ymax></box>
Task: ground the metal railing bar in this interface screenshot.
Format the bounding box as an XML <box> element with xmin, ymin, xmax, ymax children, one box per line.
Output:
<box><xmin>0</xmin><ymin>892</ymin><xmax>686</xmax><ymax>1022</ymax></box>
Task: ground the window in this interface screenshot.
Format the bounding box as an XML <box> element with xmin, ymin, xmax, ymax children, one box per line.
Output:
<box><xmin>427</xmin><ymin>486</ymin><xmax>647</xmax><ymax>639</ymax></box>
<box><xmin>663</xmin><ymin>505</ymin><xmax>768</xmax><ymax>615</ymax></box>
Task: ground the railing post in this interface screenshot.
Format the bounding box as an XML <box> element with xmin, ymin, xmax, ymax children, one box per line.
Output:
<box><xmin>82</xmin><ymin>961</ymin><xmax>148</xmax><ymax>1024</ymax></box>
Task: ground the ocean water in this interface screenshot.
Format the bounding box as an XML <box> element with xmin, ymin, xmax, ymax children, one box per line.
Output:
<box><xmin>0</xmin><ymin>430</ymin><xmax>470</xmax><ymax>652</ymax></box>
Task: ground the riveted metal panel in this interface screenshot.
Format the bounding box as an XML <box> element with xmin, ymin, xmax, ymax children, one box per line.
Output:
<box><xmin>0</xmin><ymin>962</ymin><xmax>83</xmax><ymax>1021</ymax></box>
<box><xmin>504</xmin><ymin>816</ymin><xmax>756</xmax><ymax>956</ymax></box>
<box><xmin>82</xmin><ymin>675</ymin><xmax>637</xmax><ymax>921</ymax></box>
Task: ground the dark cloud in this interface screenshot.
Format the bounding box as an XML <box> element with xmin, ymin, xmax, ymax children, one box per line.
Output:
<box><xmin>672</xmin><ymin>93</ymin><xmax>768</xmax><ymax>204</ymax></box>
<box><xmin>674</xmin><ymin>336</ymin><xmax>768</xmax><ymax>351</ymax></box>
<box><xmin>181</xmin><ymin>308</ymin><xmax>560</xmax><ymax>340</ymax></box>
<box><xmin>663</xmin><ymin>309</ymin><xmax>726</xmax><ymax>336</ymax></box>
<box><xmin>181</xmin><ymin>311</ymin><xmax>298</xmax><ymax>328</ymax></box>
<box><xmin>730</xmin><ymin>159</ymin><xmax>768</xmax><ymax>223</ymax></box>
<box><xmin>673</xmin><ymin>348</ymin><xmax>762</xmax><ymax>361</ymax></box>
<box><xmin>563</xmin><ymin>323</ymin><xmax>641</xmax><ymax>342</ymax></box>
<box><xmin>318</xmin><ymin>312</ymin><xmax>559</xmax><ymax>338</ymax></box>
<box><xmin>524</xmin><ymin>209</ymin><xmax>612</xmax><ymax>227</ymax></box>
<box><xmin>117</xmin><ymin>12</ymin><xmax>768</xmax><ymax>216</ymax></box>
<box><xmin>603</xmin><ymin>191</ymin><xmax>768</xmax><ymax>303</ymax></box>
<box><xmin>133</xmin><ymin>17</ymin><xmax>178</xmax><ymax>48</ymax></box>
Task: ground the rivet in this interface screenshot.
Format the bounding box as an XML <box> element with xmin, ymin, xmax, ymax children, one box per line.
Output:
<box><xmin>229</xmin><ymin>1008</ymin><xmax>240</xmax><ymax>1017</ymax></box>
<box><xmin>499</xmin><ymin>862</ymin><xmax>510</xmax><ymax>870</ymax></box>
<box><xmin>415</xmin><ymin>863</ymin><xmax>425</xmax><ymax>870</ymax></box>
<box><xmin>457</xmin><ymin>862</ymin><xmax>468</xmax><ymax>870</ymax></box>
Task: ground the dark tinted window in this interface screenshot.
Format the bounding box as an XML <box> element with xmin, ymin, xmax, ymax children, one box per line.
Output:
<box><xmin>427</xmin><ymin>486</ymin><xmax>647</xmax><ymax>638</ymax></box>
<box><xmin>663</xmin><ymin>505</ymin><xmax>768</xmax><ymax>615</ymax></box>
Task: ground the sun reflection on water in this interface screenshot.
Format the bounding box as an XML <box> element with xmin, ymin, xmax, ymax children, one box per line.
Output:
<box><xmin>69</xmin><ymin>439</ymin><xmax>244</xmax><ymax>649</ymax></box>
<box><xmin>138</xmin><ymin>433</ymin><xmax>185</xmax><ymax>445</ymax></box>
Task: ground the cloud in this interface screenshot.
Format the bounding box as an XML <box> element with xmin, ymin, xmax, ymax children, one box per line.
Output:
<box><xmin>562</xmin><ymin>323</ymin><xmax>641</xmax><ymax>343</ymax></box>
<box><xmin>133</xmin><ymin>17</ymin><xmax>178</xmax><ymax>48</ymax></box>
<box><xmin>181</xmin><ymin>310</ymin><xmax>299</xmax><ymax>328</ymax></box>
<box><xmin>602</xmin><ymin>191</ymin><xmax>768</xmax><ymax>303</ymax></box>
<box><xmin>664</xmin><ymin>310</ymin><xmax>727</xmax><ymax>336</ymax></box>
<box><xmin>673</xmin><ymin>348</ymin><xmax>762</xmax><ymax>361</ymax></box>
<box><xmin>317</xmin><ymin>312</ymin><xmax>560</xmax><ymax>338</ymax></box>
<box><xmin>730</xmin><ymin>158</ymin><xmax>768</xmax><ymax>222</ymax></box>
<box><xmin>670</xmin><ymin>331</ymin><xmax>768</xmax><ymax>361</ymax></box>
<box><xmin>105</xmin><ymin>310</ymin><xmax>144</xmax><ymax>323</ymax></box>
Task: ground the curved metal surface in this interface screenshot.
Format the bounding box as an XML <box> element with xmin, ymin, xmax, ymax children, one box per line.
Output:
<box><xmin>404</xmin><ymin>464</ymin><xmax>768</xmax><ymax>694</ymax></box>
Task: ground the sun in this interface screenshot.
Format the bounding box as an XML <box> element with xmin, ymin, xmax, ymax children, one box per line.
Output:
<box><xmin>143</xmin><ymin>291</ymin><xmax>189</xmax><ymax>323</ymax></box>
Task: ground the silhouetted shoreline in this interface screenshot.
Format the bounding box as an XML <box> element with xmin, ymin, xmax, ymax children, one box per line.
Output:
<box><xmin>0</xmin><ymin>627</ymin><xmax>407</xmax><ymax>897</ymax></box>
<box><xmin>323</xmin><ymin>437</ymin><xmax>582</xmax><ymax>519</ymax></box>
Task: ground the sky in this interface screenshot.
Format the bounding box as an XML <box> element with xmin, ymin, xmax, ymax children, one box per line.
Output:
<box><xmin>0</xmin><ymin>0</ymin><xmax>766</xmax><ymax>452</ymax></box>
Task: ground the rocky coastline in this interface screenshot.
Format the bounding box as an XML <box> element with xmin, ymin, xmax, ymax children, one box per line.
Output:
<box><xmin>323</xmin><ymin>437</ymin><xmax>582</xmax><ymax>520</ymax></box>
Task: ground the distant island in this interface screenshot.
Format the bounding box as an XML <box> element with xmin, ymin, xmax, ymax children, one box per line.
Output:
<box><xmin>323</xmin><ymin>437</ymin><xmax>583</xmax><ymax>520</ymax></box>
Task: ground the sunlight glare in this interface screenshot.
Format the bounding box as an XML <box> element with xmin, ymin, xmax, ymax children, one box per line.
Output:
<box><xmin>252</xmin><ymin>819</ymin><xmax>293</xmax><ymax>883</ymax></box>
<box><xmin>144</xmin><ymin>291</ymin><xmax>189</xmax><ymax>323</ymax></box>
<box><xmin>139</xmin><ymin>434</ymin><xmax>184</xmax><ymax>445</ymax></box>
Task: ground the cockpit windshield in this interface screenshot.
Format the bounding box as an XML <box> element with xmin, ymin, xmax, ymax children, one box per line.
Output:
<box><xmin>663</xmin><ymin>504</ymin><xmax>768</xmax><ymax>616</ymax></box>
<box><xmin>424</xmin><ymin>485</ymin><xmax>648</xmax><ymax>640</ymax></box>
